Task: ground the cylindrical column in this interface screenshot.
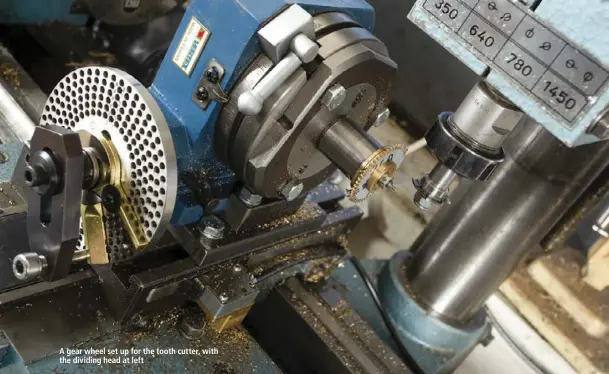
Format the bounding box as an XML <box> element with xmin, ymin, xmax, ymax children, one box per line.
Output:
<box><xmin>318</xmin><ymin>118</ymin><xmax>379</xmax><ymax>177</ymax></box>
<box><xmin>406</xmin><ymin>117</ymin><xmax>609</xmax><ymax>323</ymax></box>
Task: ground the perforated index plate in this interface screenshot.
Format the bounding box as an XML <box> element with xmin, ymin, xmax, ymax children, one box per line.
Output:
<box><xmin>40</xmin><ymin>67</ymin><xmax>177</xmax><ymax>261</ymax></box>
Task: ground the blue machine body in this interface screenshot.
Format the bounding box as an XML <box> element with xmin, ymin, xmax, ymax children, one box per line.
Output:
<box><xmin>378</xmin><ymin>251</ymin><xmax>491</xmax><ymax>373</ymax></box>
<box><xmin>147</xmin><ymin>0</ymin><xmax>374</xmax><ymax>227</ymax></box>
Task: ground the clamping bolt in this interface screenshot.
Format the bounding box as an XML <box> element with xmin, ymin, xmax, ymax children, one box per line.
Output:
<box><xmin>238</xmin><ymin>34</ymin><xmax>318</xmax><ymax>116</ymax></box>
<box><xmin>13</xmin><ymin>253</ymin><xmax>47</xmax><ymax>281</ymax></box>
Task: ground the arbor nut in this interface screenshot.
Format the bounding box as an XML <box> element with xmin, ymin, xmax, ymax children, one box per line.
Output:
<box><xmin>321</xmin><ymin>84</ymin><xmax>347</xmax><ymax>111</ymax></box>
<box><xmin>13</xmin><ymin>253</ymin><xmax>47</xmax><ymax>280</ymax></box>
<box><xmin>24</xmin><ymin>149</ymin><xmax>59</xmax><ymax>195</ymax></box>
<box><xmin>24</xmin><ymin>164</ymin><xmax>49</xmax><ymax>187</ymax></box>
<box><xmin>280</xmin><ymin>180</ymin><xmax>304</xmax><ymax>201</ymax></box>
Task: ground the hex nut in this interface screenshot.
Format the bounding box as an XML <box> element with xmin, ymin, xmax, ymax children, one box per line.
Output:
<box><xmin>321</xmin><ymin>84</ymin><xmax>347</xmax><ymax>111</ymax></box>
<box><xmin>129</xmin><ymin>313</ymin><xmax>152</xmax><ymax>331</ymax></box>
<box><xmin>178</xmin><ymin>304</ymin><xmax>206</xmax><ymax>340</ymax></box>
<box><xmin>199</xmin><ymin>216</ymin><xmax>226</xmax><ymax>241</ymax></box>
<box><xmin>280</xmin><ymin>180</ymin><xmax>304</xmax><ymax>201</ymax></box>
<box><xmin>238</xmin><ymin>188</ymin><xmax>263</xmax><ymax>207</ymax></box>
<box><xmin>373</xmin><ymin>108</ymin><xmax>391</xmax><ymax>127</ymax></box>
<box><xmin>328</xmin><ymin>170</ymin><xmax>345</xmax><ymax>185</ymax></box>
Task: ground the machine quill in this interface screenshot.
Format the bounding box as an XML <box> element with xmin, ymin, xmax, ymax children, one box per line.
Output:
<box><xmin>0</xmin><ymin>0</ymin><xmax>607</xmax><ymax>373</ymax></box>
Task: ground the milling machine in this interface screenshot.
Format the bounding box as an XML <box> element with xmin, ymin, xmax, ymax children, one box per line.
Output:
<box><xmin>0</xmin><ymin>0</ymin><xmax>607</xmax><ymax>373</ymax></box>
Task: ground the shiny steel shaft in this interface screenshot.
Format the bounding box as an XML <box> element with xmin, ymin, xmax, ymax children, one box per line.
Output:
<box><xmin>406</xmin><ymin>117</ymin><xmax>609</xmax><ymax>323</ymax></box>
<box><xmin>318</xmin><ymin>119</ymin><xmax>380</xmax><ymax>177</ymax></box>
<box><xmin>449</xmin><ymin>81</ymin><xmax>522</xmax><ymax>152</ymax></box>
<box><xmin>0</xmin><ymin>83</ymin><xmax>35</xmax><ymax>143</ymax></box>
<box><xmin>0</xmin><ymin>46</ymin><xmax>44</xmax><ymax>143</ymax></box>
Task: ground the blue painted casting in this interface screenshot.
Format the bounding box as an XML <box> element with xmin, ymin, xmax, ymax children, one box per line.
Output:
<box><xmin>147</xmin><ymin>0</ymin><xmax>373</xmax><ymax>226</ymax></box>
<box><xmin>0</xmin><ymin>143</ymin><xmax>24</xmax><ymax>183</ymax></box>
<box><xmin>378</xmin><ymin>251</ymin><xmax>491</xmax><ymax>374</ymax></box>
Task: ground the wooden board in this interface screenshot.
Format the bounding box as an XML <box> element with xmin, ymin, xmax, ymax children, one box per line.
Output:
<box><xmin>584</xmin><ymin>238</ymin><xmax>609</xmax><ymax>291</ymax></box>
<box><xmin>528</xmin><ymin>249</ymin><xmax>609</xmax><ymax>338</ymax></box>
<box><xmin>501</xmin><ymin>266</ymin><xmax>609</xmax><ymax>374</ymax></box>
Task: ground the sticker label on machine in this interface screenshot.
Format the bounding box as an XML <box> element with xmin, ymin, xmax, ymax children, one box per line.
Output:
<box><xmin>172</xmin><ymin>17</ymin><xmax>211</xmax><ymax>76</ymax></box>
<box><xmin>422</xmin><ymin>0</ymin><xmax>609</xmax><ymax>124</ymax></box>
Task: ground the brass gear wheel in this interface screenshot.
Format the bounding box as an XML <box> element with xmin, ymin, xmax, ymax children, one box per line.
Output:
<box><xmin>347</xmin><ymin>144</ymin><xmax>407</xmax><ymax>202</ymax></box>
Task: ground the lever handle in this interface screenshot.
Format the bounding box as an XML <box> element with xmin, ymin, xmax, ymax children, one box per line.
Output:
<box><xmin>238</xmin><ymin>33</ymin><xmax>318</xmax><ymax>116</ymax></box>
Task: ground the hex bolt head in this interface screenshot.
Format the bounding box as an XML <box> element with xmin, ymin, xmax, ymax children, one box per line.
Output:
<box><xmin>233</xmin><ymin>264</ymin><xmax>243</xmax><ymax>273</ymax></box>
<box><xmin>321</xmin><ymin>84</ymin><xmax>347</xmax><ymax>111</ymax></box>
<box><xmin>238</xmin><ymin>188</ymin><xmax>263</xmax><ymax>207</ymax></box>
<box><xmin>129</xmin><ymin>313</ymin><xmax>152</xmax><ymax>331</ymax></box>
<box><xmin>198</xmin><ymin>216</ymin><xmax>225</xmax><ymax>241</ymax></box>
<box><xmin>178</xmin><ymin>302</ymin><xmax>206</xmax><ymax>340</ymax></box>
<box><xmin>219</xmin><ymin>292</ymin><xmax>229</xmax><ymax>304</ymax></box>
<box><xmin>13</xmin><ymin>253</ymin><xmax>47</xmax><ymax>280</ymax></box>
<box><xmin>328</xmin><ymin>170</ymin><xmax>345</xmax><ymax>185</ymax></box>
<box><xmin>280</xmin><ymin>180</ymin><xmax>304</xmax><ymax>201</ymax></box>
<box><xmin>373</xmin><ymin>108</ymin><xmax>391</xmax><ymax>127</ymax></box>
<box><xmin>178</xmin><ymin>315</ymin><xmax>206</xmax><ymax>340</ymax></box>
